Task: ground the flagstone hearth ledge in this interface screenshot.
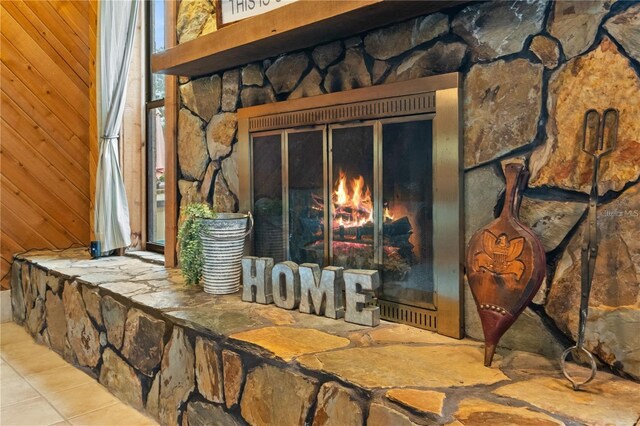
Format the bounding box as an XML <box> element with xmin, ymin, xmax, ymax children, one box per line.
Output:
<box><xmin>10</xmin><ymin>249</ymin><xmax>640</xmax><ymax>426</ymax></box>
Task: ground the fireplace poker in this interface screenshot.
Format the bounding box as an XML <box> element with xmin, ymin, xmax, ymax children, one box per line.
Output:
<box><xmin>560</xmin><ymin>108</ymin><xmax>618</xmax><ymax>391</ymax></box>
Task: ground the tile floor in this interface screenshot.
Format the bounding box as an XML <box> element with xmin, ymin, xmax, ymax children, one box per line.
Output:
<box><xmin>0</xmin><ymin>322</ymin><xmax>158</xmax><ymax>426</ymax></box>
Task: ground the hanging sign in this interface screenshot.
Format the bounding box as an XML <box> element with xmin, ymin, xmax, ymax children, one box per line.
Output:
<box><xmin>220</xmin><ymin>0</ymin><xmax>299</xmax><ymax>25</ymax></box>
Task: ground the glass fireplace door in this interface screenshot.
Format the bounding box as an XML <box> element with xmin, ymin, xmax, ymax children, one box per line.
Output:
<box><xmin>380</xmin><ymin>119</ymin><xmax>434</xmax><ymax>308</ymax></box>
<box><xmin>286</xmin><ymin>128</ymin><xmax>326</xmax><ymax>266</ymax></box>
<box><xmin>239</xmin><ymin>76</ymin><xmax>463</xmax><ymax>337</ymax></box>
<box><xmin>329</xmin><ymin>124</ymin><xmax>376</xmax><ymax>270</ymax></box>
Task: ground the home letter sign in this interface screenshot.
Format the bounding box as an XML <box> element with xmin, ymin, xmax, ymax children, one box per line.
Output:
<box><xmin>241</xmin><ymin>257</ymin><xmax>380</xmax><ymax>327</ymax></box>
<box><xmin>241</xmin><ymin>257</ymin><xmax>273</xmax><ymax>304</ymax></box>
<box><xmin>344</xmin><ymin>270</ymin><xmax>380</xmax><ymax>327</ymax></box>
<box><xmin>271</xmin><ymin>261</ymin><xmax>300</xmax><ymax>310</ymax></box>
<box><xmin>299</xmin><ymin>264</ymin><xmax>345</xmax><ymax>319</ymax></box>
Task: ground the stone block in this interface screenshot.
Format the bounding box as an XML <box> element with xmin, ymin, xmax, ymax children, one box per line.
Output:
<box><xmin>180</xmin><ymin>75</ymin><xmax>221</xmax><ymax>122</ymax></box>
<box><xmin>26</xmin><ymin>297</ymin><xmax>44</xmax><ymax>336</ymax></box>
<box><xmin>519</xmin><ymin>197</ymin><xmax>586</xmax><ymax>252</ymax></box>
<box><xmin>62</xmin><ymin>281</ymin><xmax>100</xmax><ymax>368</ymax></box>
<box><xmin>185</xmin><ymin>401</ymin><xmax>240</xmax><ymax>426</ymax></box>
<box><xmin>213</xmin><ymin>172</ymin><xmax>237</xmax><ymax>213</ymax></box>
<box><xmin>44</xmin><ymin>290</ymin><xmax>67</xmax><ymax>353</ymax></box>
<box><xmin>494</xmin><ymin>377</ymin><xmax>640</xmax><ymax>425</ymax></box>
<box><xmin>312</xmin><ymin>41</ymin><xmax>343</xmax><ymax>70</ymax></box>
<box><xmin>222</xmin><ymin>349</ymin><xmax>243</xmax><ymax>409</ymax></box>
<box><xmin>288</xmin><ymin>68</ymin><xmax>323</xmax><ymax>100</ymax></box>
<box><xmin>367</xmin><ymin>403</ymin><xmax>417</xmax><ymax>426</ymax></box>
<box><xmin>101</xmin><ymin>295</ymin><xmax>128</xmax><ymax>350</ymax></box>
<box><xmin>530</xmin><ymin>38</ymin><xmax>640</xmax><ymax>195</ymax></box>
<box><xmin>159</xmin><ymin>327</ymin><xmax>195</xmax><ymax>426</ymax></box>
<box><xmin>265</xmin><ymin>53</ymin><xmax>309</xmax><ymax>94</ymax></box>
<box><xmin>222</xmin><ymin>69</ymin><xmax>240</xmax><ymax>112</ymax></box>
<box><xmin>464</xmin><ymin>59</ymin><xmax>543</xmax><ymax>168</ymax></box>
<box><xmin>464</xmin><ymin>164</ymin><xmax>504</xmax><ymax>245</ymax></box>
<box><xmin>121</xmin><ymin>308</ymin><xmax>166</xmax><ymax>376</ymax></box>
<box><xmin>452</xmin><ymin>1</ymin><xmax>547</xmax><ymax>61</ymax></box>
<box><xmin>230</xmin><ymin>326</ymin><xmax>349</xmax><ymax>362</ymax></box>
<box><xmin>81</xmin><ymin>287</ymin><xmax>103</xmax><ymax>327</ymax></box>
<box><xmin>206</xmin><ymin>112</ymin><xmax>237</xmax><ymax>161</ymax></box>
<box><xmin>324</xmin><ymin>48</ymin><xmax>371</xmax><ymax>93</ymax></box>
<box><xmin>10</xmin><ymin>261</ymin><xmax>25</xmax><ymax>324</ymax></box>
<box><xmin>386</xmin><ymin>389</ymin><xmax>445</xmax><ymax>417</ymax></box>
<box><xmin>240</xmin><ymin>364</ymin><xmax>317</xmax><ymax>426</ymax></box>
<box><xmin>195</xmin><ymin>336</ymin><xmax>224</xmax><ymax>403</ymax></box>
<box><xmin>298</xmin><ymin>345</ymin><xmax>508</xmax><ymax>389</ymax></box>
<box><xmin>146</xmin><ymin>372</ymin><xmax>160</xmax><ymax>421</ymax></box>
<box><xmin>545</xmin><ymin>184</ymin><xmax>640</xmax><ymax>376</ymax></box>
<box><xmin>242</xmin><ymin>63</ymin><xmax>264</xmax><ymax>87</ymax></box>
<box><xmin>529</xmin><ymin>35</ymin><xmax>560</xmax><ymax>69</ymax></box>
<box><xmin>312</xmin><ymin>382</ymin><xmax>363</xmax><ymax>426</ymax></box>
<box><xmin>177</xmin><ymin>0</ymin><xmax>215</xmax><ymax>43</ymax></box>
<box><xmin>605</xmin><ymin>4</ymin><xmax>640</xmax><ymax>63</ymax></box>
<box><xmin>549</xmin><ymin>0</ymin><xmax>614</xmax><ymax>59</ymax></box>
<box><xmin>364</xmin><ymin>13</ymin><xmax>448</xmax><ymax>60</ymax></box>
<box><xmin>240</xmin><ymin>86</ymin><xmax>276</xmax><ymax>108</ymax></box>
<box><xmin>178</xmin><ymin>108</ymin><xmax>208</xmax><ymax>180</ymax></box>
<box><xmin>100</xmin><ymin>348</ymin><xmax>144</xmax><ymax>410</ymax></box>
<box><xmin>385</xmin><ymin>41</ymin><xmax>467</xmax><ymax>84</ymax></box>
<box><xmin>455</xmin><ymin>398</ymin><xmax>563</xmax><ymax>425</ymax></box>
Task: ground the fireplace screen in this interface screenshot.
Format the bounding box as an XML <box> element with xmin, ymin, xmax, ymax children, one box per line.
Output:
<box><xmin>239</xmin><ymin>74</ymin><xmax>462</xmax><ymax>337</ymax></box>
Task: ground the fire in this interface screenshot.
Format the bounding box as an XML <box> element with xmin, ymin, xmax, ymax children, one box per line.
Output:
<box><xmin>333</xmin><ymin>170</ymin><xmax>373</xmax><ymax>228</ymax></box>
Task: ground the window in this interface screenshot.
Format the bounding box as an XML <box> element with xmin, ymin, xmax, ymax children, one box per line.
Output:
<box><xmin>145</xmin><ymin>0</ymin><xmax>165</xmax><ymax>251</ymax></box>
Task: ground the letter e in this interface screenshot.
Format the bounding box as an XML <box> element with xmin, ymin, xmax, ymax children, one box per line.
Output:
<box><xmin>344</xmin><ymin>270</ymin><xmax>380</xmax><ymax>326</ymax></box>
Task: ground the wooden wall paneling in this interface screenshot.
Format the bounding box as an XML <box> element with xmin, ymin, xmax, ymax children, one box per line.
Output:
<box><xmin>1</xmin><ymin>14</ymin><xmax>88</xmax><ymax>103</ymax></box>
<box><xmin>1</xmin><ymin>67</ymin><xmax>88</xmax><ymax>170</ymax></box>
<box><xmin>3</xmin><ymin>1</ymin><xmax>90</xmax><ymax>86</ymax></box>
<box><xmin>0</xmin><ymin>120</ymin><xmax>88</xmax><ymax>240</ymax></box>
<box><xmin>0</xmin><ymin>179</ymin><xmax>83</xmax><ymax>247</ymax></box>
<box><xmin>0</xmin><ymin>0</ymin><xmax>94</xmax><ymax>289</ymax></box>
<box><xmin>1</xmin><ymin>34</ymin><xmax>90</xmax><ymax>131</ymax></box>
<box><xmin>1</xmin><ymin>231</ymin><xmax>25</xmax><ymax>283</ymax></box>
<box><xmin>164</xmin><ymin>0</ymin><xmax>178</xmax><ymax>267</ymax></box>
<box><xmin>1</xmin><ymin>94</ymin><xmax>90</xmax><ymax>198</ymax></box>
<box><xmin>23</xmin><ymin>1</ymin><xmax>90</xmax><ymax>70</ymax></box>
<box><xmin>122</xmin><ymin>4</ymin><xmax>145</xmax><ymax>249</ymax></box>
<box><xmin>48</xmin><ymin>0</ymin><xmax>90</xmax><ymax>48</ymax></box>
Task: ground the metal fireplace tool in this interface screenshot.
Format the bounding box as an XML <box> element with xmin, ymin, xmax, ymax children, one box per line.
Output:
<box><xmin>560</xmin><ymin>108</ymin><xmax>618</xmax><ymax>391</ymax></box>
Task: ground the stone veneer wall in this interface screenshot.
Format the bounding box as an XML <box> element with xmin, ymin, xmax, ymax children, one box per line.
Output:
<box><xmin>10</xmin><ymin>259</ymin><xmax>366</xmax><ymax>426</ymax></box>
<box><xmin>176</xmin><ymin>1</ymin><xmax>640</xmax><ymax>380</ymax></box>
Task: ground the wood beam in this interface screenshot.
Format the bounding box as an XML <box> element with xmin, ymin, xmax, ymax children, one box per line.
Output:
<box><xmin>164</xmin><ymin>0</ymin><xmax>178</xmax><ymax>267</ymax></box>
<box><xmin>152</xmin><ymin>0</ymin><xmax>468</xmax><ymax>76</ymax></box>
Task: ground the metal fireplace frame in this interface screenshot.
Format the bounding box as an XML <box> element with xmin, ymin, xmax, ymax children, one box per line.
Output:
<box><xmin>238</xmin><ymin>73</ymin><xmax>463</xmax><ymax>338</ymax></box>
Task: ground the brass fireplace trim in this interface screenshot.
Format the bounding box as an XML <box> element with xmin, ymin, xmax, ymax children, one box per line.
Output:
<box><xmin>248</xmin><ymin>92</ymin><xmax>436</xmax><ymax>132</ymax></box>
<box><xmin>238</xmin><ymin>73</ymin><xmax>463</xmax><ymax>338</ymax></box>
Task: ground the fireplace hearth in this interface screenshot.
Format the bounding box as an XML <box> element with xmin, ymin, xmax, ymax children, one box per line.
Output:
<box><xmin>238</xmin><ymin>74</ymin><xmax>463</xmax><ymax>337</ymax></box>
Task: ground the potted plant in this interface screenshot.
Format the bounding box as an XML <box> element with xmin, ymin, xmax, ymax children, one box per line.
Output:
<box><xmin>178</xmin><ymin>203</ymin><xmax>216</xmax><ymax>286</ymax></box>
<box><xmin>178</xmin><ymin>203</ymin><xmax>253</xmax><ymax>294</ymax></box>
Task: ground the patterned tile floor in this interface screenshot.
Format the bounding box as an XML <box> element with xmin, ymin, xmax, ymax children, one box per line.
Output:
<box><xmin>0</xmin><ymin>322</ymin><xmax>158</xmax><ymax>426</ymax></box>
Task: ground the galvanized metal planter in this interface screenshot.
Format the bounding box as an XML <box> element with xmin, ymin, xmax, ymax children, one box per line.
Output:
<box><xmin>200</xmin><ymin>212</ymin><xmax>253</xmax><ymax>295</ymax></box>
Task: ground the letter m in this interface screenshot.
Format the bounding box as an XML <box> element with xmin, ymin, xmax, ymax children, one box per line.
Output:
<box><xmin>299</xmin><ymin>264</ymin><xmax>344</xmax><ymax>319</ymax></box>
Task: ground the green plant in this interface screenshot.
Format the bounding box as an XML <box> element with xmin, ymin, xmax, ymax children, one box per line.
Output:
<box><xmin>178</xmin><ymin>203</ymin><xmax>216</xmax><ymax>286</ymax></box>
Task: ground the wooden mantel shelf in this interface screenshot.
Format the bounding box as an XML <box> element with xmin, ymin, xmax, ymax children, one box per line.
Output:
<box><xmin>152</xmin><ymin>0</ymin><xmax>468</xmax><ymax>77</ymax></box>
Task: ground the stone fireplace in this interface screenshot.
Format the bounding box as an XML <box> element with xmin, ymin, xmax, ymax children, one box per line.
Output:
<box><xmin>176</xmin><ymin>0</ymin><xmax>640</xmax><ymax>380</ymax></box>
<box><xmin>237</xmin><ymin>74</ymin><xmax>462</xmax><ymax>336</ymax></box>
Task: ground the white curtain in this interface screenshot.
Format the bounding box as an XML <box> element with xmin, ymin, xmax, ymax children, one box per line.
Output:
<box><xmin>95</xmin><ymin>0</ymin><xmax>140</xmax><ymax>253</ymax></box>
